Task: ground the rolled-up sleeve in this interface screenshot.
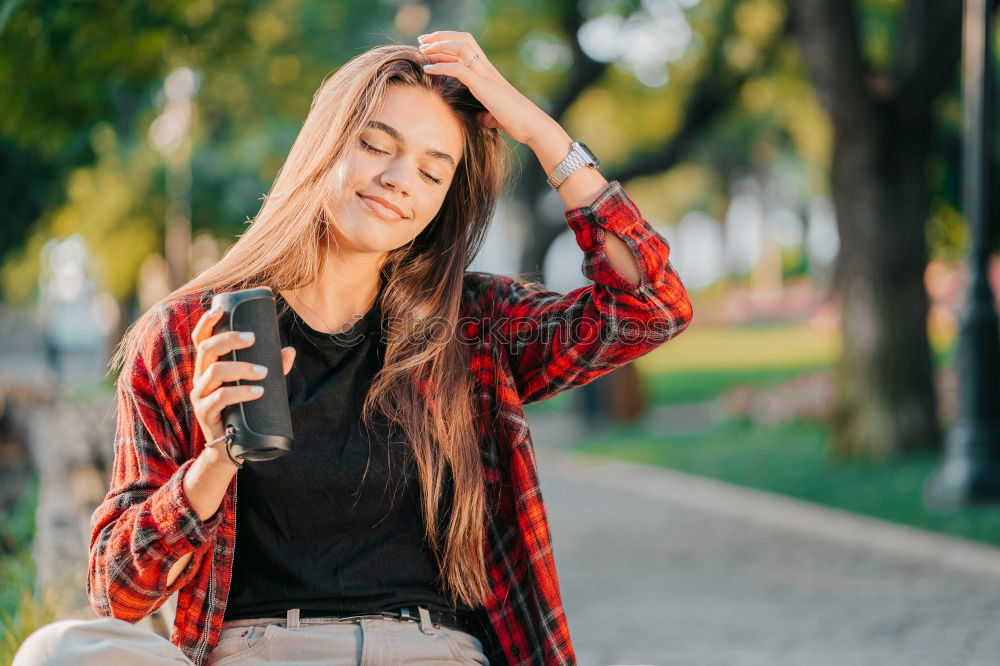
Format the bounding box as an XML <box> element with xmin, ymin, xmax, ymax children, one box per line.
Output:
<box><xmin>492</xmin><ymin>180</ymin><xmax>693</xmax><ymax>404</ymax></box>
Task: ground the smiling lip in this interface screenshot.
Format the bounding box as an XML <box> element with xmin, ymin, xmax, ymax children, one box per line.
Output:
<box><xmin>358</xmin><ymin>194</ymin><xmax>406</xmax><ymax>221</ymax></box>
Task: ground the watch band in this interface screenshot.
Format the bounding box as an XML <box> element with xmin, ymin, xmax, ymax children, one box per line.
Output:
<box><xmin>546</xmin><ymin>141</ymin><xmax>600</xmax><ymax>190</ymax></box>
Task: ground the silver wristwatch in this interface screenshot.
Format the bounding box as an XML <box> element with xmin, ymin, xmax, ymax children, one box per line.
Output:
<box><xmin>546</xmin><ymin>141</ymin><xmax>601</xmax><ymax>190</ymax></box>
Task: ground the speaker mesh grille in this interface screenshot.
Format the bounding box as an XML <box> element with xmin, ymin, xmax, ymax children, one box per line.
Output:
<box><xmin>231</xmin><ymin>295</ymin><xmax>294</xmax><ymax>439</ymax></box>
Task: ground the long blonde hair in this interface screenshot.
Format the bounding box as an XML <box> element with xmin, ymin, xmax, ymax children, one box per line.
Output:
<box><xmin>111</xmin><ymin>45</ymin><xmax>509</xmax><ymax>608</ymax></box>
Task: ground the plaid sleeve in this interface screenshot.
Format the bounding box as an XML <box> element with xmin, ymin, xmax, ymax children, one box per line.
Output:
<box><xmin>493</xmin><ymin>180</ymin><xmax>693</xmax><ymax>404</ymax></box>
<box><xmin>88</xmin><ymin>300</ymin><xmax>223</xmax><ymax>621</ymax></box>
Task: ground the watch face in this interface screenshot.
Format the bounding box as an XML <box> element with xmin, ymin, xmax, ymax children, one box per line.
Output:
<box><xmin>576</xmin><ymin>142</ymin><xmax>600</xmax><ymax>168</ymax></box>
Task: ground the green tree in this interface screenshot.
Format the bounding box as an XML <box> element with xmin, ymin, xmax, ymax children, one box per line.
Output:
<box><xmin>0</xmin><ymin>0</ymin><xmax>396</xmax><ymax>305</ymax></box>
<box><xmin>794</xmin><ymin>0</ymin><xmax>997</xmax><ymax>458</ymax></box>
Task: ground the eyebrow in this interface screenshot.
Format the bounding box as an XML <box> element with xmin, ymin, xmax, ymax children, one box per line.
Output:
<box><xmin>364</xmin><ymin>120</ymin><xmax>457</xmax><ymax>169</ymax></box>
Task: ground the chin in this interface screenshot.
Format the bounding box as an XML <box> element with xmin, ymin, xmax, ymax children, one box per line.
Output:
<box><xmin>328</xmin><ymin>210</ymin><xmax>425</xmax><ymax>254</ymax></box>
<box><xmin>354</xmin><ymin>230</ymin><xmax>419</xmax><ymax>254</ymax></box>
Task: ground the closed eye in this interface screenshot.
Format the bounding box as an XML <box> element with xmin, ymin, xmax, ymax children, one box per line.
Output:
<box><xmin>360</xmin><ymin>139</ymin><xmax>443</xmax><ymax>185</ymax></box>
<box><xmin>360</xmin><ymin>139</ymin><xmax>387</xmax><ymax>156</ymax></box>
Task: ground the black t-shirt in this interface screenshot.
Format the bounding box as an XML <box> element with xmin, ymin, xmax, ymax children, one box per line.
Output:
<box><xmin>223</xmin><ymin>290</ymin><xmax>469</xmax><ymax>620</ymax></box>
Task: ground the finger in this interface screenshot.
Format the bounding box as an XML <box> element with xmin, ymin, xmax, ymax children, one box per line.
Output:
<box><xmin>195</xmin><ymin>330</ymin><xmax>255</xmax><ymax>379</ymax></box>
<box><xmin>281</xmin><ymin>346</ymin><xmax>296</xmax><ymax>375</ymax></box>
<box><xmin>423</xmin><ymin>52</ymin><xmax>462</xmax><ymax>65</ymax></box>
<box><xmin>418</xmin><ymin>39</ymin><xmax>472</xmax><ymax>59</ymax></box>
<box><xmin>205</xmin><ymin>385</ymin><xmax>265</xmax><ymax>417</ymax></box>
<box><xmin>418</xmin><ymin>33</ymin><xmax>485</xmax><ymax>65</ymax></box>
<box><xmin>192</xmin><ymin>306</ymin><xmax>224</xmax><ymax>348</ymax></box>
<box><xmin>418</xmin><ymin>30</ymin><xmax>474</xmax><ymax>45</ymax></box>
<box><xmin>192</xmin><ymin>360</ymin><xmax>267</xmax><ymax>401</ymax></box>
<box><xmin>422</xmin><ymin>61</ymin><xmax>474</xmax><ymax>76</ymax></box>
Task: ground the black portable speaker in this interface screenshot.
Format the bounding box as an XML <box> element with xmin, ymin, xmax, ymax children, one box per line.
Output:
<box><xmin>210</xmin><ymin>286</ymin><xmax>294</xmax><ymax>461</ymax></box>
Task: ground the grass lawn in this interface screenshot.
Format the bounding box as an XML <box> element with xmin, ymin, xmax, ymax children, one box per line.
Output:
<box><xmin>644</xmin><ymin>366</ymin><xmax>828</xmax><ymax>405</ymax></box>
<box><xmin>524</xmin><ymin>323</ymin><xmax>840</xmax><ymax>416</ymax></box>
<box><xmin>550</xmin><ymin>322</ymin><xmax>1000</xmax><ymax>547</ymax></box>
<box><xmin>0</xmin><ymin>479</ymin><xmax>56</xmax><ymax>664</ymax></box>
<box><xmin>635</xmin><ymin>321</ymin><xmax>954</xmax><ymax>404</ymax></box>
<box><xmin>574</xmin><ymin>417</ymin><xmax>1000</xmax><ymax>547</ymax></box>
<box><xmin>635</xmin><ymin>321</ymin><xmax>841</xmax><ymax>374</ymax></box>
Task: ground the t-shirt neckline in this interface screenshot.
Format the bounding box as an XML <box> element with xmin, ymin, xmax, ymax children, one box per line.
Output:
<box><xmin>276</xmin><ymin>290</ymin><xmax>382</xmax><ymax>344</ymax></box>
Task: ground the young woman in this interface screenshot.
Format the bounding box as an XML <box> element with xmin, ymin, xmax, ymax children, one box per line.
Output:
<box><xmin>15</xmin><ymin>33</ymin><xmax>692</xmax><ymax>665</ymax></box>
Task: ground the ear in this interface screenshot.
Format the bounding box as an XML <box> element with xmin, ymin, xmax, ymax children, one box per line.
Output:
<box><xmin>477</xmin><ymin>111</ymin><xmax>500</xmax><ymax>129</ymax></box>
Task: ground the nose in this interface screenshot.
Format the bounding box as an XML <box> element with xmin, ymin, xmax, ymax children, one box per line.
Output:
<box><xmin>378</xmin><ymin>158</ymin><xmax>414</xmax><ymax>197</ymax></box>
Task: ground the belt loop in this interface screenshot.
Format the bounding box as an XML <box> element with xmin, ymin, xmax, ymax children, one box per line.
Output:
<box><xmin>417</xmin><ymin>605</ymin><xmax>435</xmax><ymax>635</ymax></box>
<box><xmin>286</xmin><ymin>608</ymin><xmax>300</xmax><ymax>631</ymax></box>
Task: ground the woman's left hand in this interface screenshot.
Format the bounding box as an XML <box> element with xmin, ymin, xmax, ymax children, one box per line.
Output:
<box><xmin>418</xmin><ymin>31</ymin><xmax>553</xmax><ymax>145</ymax></box>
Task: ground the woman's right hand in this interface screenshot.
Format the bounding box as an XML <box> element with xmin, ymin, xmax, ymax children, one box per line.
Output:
<box><xmin>190</xmin><ymin>306</ymin><xmax>296</xmax><ymax>446</ymax></box>
<box><xmin>168</xmin><ymin>306</ymin><xmax>296</xmax><ymax>586</ymax></box>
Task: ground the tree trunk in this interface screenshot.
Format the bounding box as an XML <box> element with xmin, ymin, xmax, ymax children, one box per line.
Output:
<box><xmin>795</xmin><ymin>0</ymin><xmax>947</xmax><ymax>459</ymax></box>
<box><xmin>827</xmin><ymin>109</ymin><xmax>941</xmax><ymax>459</ymax></box>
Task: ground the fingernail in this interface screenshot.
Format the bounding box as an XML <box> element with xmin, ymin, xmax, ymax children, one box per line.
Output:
<box><xmin>250</xmin><ymin>386</ymin><xmax>264</xmax><ymax>395</ymax></box>
<box><xmin>418</xmin><ymin>34</ymin><xmax>429</xmax><ymax>40</ymax></box>
<box><xmin>253</xmin><ymin>364</ymin><xmax>268</xmax><ymax>377</ymax></box>
<box><xmin>418</xmin><ymin>43</ymin><xmax>429</xmax><ymax>51</ymax></box>
<box><xmin>240</xmin><ymin>332</ymin><xmax>255</xmax><ymax>342</ymax></box>
<box><xmin>423</xmin><ymin>64</ymin><xmax>437</xmax><ymax>70</ymax></box>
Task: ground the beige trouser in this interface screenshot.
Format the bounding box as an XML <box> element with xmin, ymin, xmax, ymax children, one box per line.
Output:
<box><xmin>13</xmin><ymin>606</ymin><xmax>489</xmax><ymax>665</ymax></box>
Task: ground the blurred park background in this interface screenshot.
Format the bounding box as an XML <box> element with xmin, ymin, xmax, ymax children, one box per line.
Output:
<box><xmin>2</xmin><ymin>0</ymin><xmax>1000</xmax><ymax>663</ymax></box>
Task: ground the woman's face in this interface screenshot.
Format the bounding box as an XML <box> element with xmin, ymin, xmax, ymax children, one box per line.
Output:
<box><xmin>327</xmin><ymin>84</ymin><xmax>466</xmax><ymax>256</ymax></box>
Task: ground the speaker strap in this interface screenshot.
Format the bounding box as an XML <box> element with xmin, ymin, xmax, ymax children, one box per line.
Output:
<box><xmin>205</xmin><ymin>425</ymin><xmax>243</xmax><ymax>469</ymax></box>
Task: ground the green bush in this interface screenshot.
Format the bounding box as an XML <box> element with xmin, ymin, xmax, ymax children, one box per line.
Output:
<box><xmin>0</xmin><ymin>479</ymin><xmax>57</xmax><ymax>664</ymax></box>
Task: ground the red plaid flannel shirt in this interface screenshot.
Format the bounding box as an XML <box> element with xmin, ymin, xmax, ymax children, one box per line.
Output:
<box><xmin>88</xmin><ymin>180</ymin><xmax>692</xmax><ymax>664</ymax></box>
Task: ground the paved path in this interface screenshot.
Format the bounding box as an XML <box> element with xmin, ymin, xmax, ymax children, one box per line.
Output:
<box><xmin>529</xmin><ymin>413</ymin><xmax>1000</xmax><ymax>666</ymax></box>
